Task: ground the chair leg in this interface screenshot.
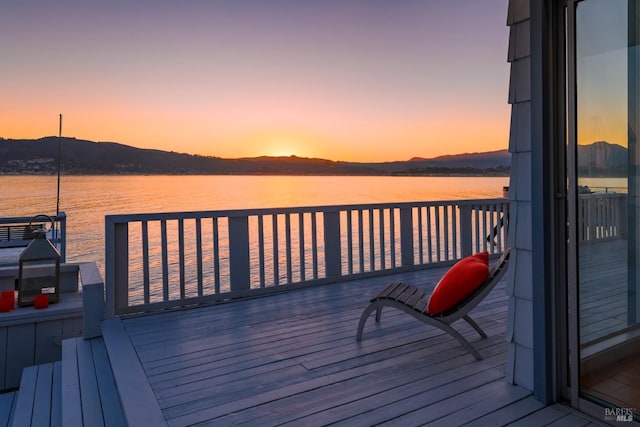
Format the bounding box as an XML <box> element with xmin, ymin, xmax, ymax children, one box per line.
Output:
<box><xmin>356</xmin><ymin>303</ymin><xmax>379</xmax><ymax>342</ymax></box>
<box><xmin>436</xmin><ymin>321</ymin><xmax>483</xmax><ymax>361</ymax></box>
<box><xmin>357</xmin><ymin>300</ymin><xmax>484</xmax><ymax>360</ymax></box>
<box><xmin>463</xmin><ymin>315</ymin><xmax>487</xmax><ymax>338</ymax></box>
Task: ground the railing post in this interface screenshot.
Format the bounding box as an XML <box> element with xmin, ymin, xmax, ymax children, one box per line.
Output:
<box><xmin>229</xmin><ymin>216</ymin><xmax>250</xmax><ymax>291</ymax></box>
<box><xmin>80</xmin><ymin>262</ymin><xmax>105</xmax><ymax>339</ymax></box>
<box><xmin>324</xmin><ymin>211</ymin><xmax>342</xmax><ymax>278</ymax></box>
<box><xmin>400</xmin><ymin>207</ymin><xmax>414</xmax><ymax>267</ymax></box>
<box><xmin>105</xmin><ymin>218</ymin><xmax>128</xmax><ymax>318</ymax></box>
<box><xmin>459</xmin><ymin>204</ymin><xmax>473</xmax><ymax>257</ymax></box>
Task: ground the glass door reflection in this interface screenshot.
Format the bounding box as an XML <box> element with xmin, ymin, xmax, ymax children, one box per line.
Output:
<box><xmin>576</xmin><ymin>0</ymin><xmax>640</xmax><ymax>414</ymax></box>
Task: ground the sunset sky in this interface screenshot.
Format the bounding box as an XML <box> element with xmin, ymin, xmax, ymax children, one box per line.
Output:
<box><xmin>1</xmin><ymin>0</ymin><xmax>510</xmax><ymax>162</ymax></box>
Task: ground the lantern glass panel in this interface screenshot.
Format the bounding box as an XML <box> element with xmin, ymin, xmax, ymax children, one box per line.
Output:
<box><xmin>18</xmin><ymin>261</ymin><xmax>60</xmax><ymax>305</ymax></box>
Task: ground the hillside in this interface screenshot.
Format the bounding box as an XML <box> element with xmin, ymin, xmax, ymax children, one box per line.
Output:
<box><xmin>0</xmin><ymin>136</ymin><xmax>512</xmax><ymax>176</ymax></box>
<box><xmin>577</xmin><ymin>141</ymin><xmax>628</xmax><ymax>176</ymax></box>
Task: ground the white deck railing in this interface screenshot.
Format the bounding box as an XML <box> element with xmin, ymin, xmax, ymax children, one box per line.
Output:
<box><xmin>105</xmin><ymin>199</ymin><xmax>509</xmax><ymax>316</ymax></box>
<box><xmin>578</xmin><ymin>193</ymin><xmax>627</xmax><ymax>242</ymax></box>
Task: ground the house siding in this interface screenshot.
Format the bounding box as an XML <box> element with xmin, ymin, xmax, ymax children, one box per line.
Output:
<box><xmin>506</xmin><ymin>0</ymin><xmax>534</xmax><ymax>392</ymax></box>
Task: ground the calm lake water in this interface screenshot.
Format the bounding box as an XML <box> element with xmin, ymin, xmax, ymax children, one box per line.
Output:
<box><xmin>2</xmin><ymin>175</ymin><xmax>509</xmax><ymax>272</ymax></box>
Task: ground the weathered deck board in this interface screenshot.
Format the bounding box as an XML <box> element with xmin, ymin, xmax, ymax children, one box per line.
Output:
<box><xmin>0</xmin><ymin>391</ymin><xmax>17</xmax><ymax>427</ymax></box>
<box><xmin>116</xmin><ymin>262</ymin><xmax>602</xmax><ymax>426</ymax></box>
<box><xmin>102</xmin><ymin>318</ymin><xmax>167</xmax><ymax>427</ymax></box>
<box><xmin>8</xmin><ymin>362</ymin><xmax>60</xmax><ymax>427</ymax></box>
<box><xmin>61</xmin><ymin>337</ymin><xmax>127</xmax><ymax>427</ymax></box>
<box><xmin>579</xmin><ymin>239</ymin><xmax>628</xmax><ymax>343</ymax></box>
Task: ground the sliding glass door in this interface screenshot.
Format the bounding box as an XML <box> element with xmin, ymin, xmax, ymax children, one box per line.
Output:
<box><xmin>570</xmin><ymin>0</ymin><xmax>640</xmax><ymax>418</ymax></box>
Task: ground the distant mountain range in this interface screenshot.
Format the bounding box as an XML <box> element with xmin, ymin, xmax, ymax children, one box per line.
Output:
<box><xmin>577</xmin><ymin>141</ymin><xmax>628</xmax><ymax>177</ymax></box>
<box><xmin>0</xmin><ymin>136</ymin><xmax>512</xmax><ymax>176</ymax></box>
<box><xmin>1</xmin><ymin>136</ymin><xmax>626</xmax><ymax>177</ymax></box>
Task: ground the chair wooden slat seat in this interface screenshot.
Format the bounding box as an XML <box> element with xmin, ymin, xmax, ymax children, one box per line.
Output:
<box><xmin>356</xmin><ymin>249</ymin><xmax>510</xmax><ymax>360</ymax></box>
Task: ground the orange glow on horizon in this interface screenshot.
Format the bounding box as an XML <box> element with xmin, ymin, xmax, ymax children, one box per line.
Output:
<box><xmin>0</xmin><ymin>2</ymin><xmax>511</xmax><ymax>163</ymax></box>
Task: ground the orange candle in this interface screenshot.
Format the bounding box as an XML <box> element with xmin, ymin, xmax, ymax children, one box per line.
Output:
<box><xmin>34</xmin><ymin>295</ymin><xmax>49</xmax><ymax>309</ymax></box>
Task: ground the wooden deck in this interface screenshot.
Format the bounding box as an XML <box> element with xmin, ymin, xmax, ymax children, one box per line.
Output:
<box><xmin>579</xmin><ymin>238</ymin><xmax>628</xmax><ymax>344</ymax></box>
<box><xmin>2</xmin><ymin>255</ymin><xmax>614</xmax><ymax>426</ymax></box>
<box><xmin>112</xmin><ymin>262</ymin><xmax>601</xmax><ymax>426</ymax></box>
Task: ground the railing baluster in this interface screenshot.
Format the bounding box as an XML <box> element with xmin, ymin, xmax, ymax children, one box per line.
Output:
<box><xmin>179</xmin><ymin>218</ymin><xmax>186</xmax><ymax>299</ymax></box>
<box><xmin>390</xmin><ymin>208</ymin><xmax>396</xmax><ymax>267</ymax></box>
<box><xmin>299</xmin><ymin>213</ymin><xmax>305</xmax><ymax>282</ymax></box>
<box><xmin>435</xmin><ymin>206</ymin><xmax>441</xmax><ymax>262</ymax></box>
<box><xmin>347</xmin><ymin>210</ymin><xmax>353</xmax><ymax>275</ymax></box>
<box><xmin>213</xmin><ymin>217</ymin><xmax>220</xmax><ymax>294</ymax></box>
<box><xmin>285</xmin><ymin>213</ymin><xmax>292</xmax><ymax>283</ymax></box>
<box><xmin>443</xmin><ymin>205</ymin><xmax>449</xmax><ymax>261</ymax></box>
<box><xmin>311</xmin><ymin>212</ymin><xmax>318</xmax><ymax>279</ymax></box>
<box><xmin>379</xmin><ymin>209</ymin><xmax>385</xmax><ymax>270</ymax></box>
<box><xmin>483</xmin><ymin>205</ymin><xmax>488</xmax><ymax>250</ymax></box>
<box><xmin>474</xmin><ymin>206</ymin><xmax>480</xmax><ymax>253</ymax></box>
<box><xmin>489</xmin><ymin>204</ymin><xmax>496</xmax><ymax>253</ymax></box>
<box><xmin>258</xmin><ymin>215</ymin><xmax>266</xmax><ymax>287</ymax></box>
<box><xmin>427</xmin><ymin>206</ymin><xmax>433</xmax><ymax>263</ymax></box>
<box><xmin>196</xmin><ymin>218</ymin><xmax>203</xmax><ymax>296</ymax></box>
<box><xmin>498</xmin><ymin>203</ymin><xmax>505</xmax><ymax>251</ymax></box>
<box><xmin>368</xmin><ymin>209</ymin><xmax>375</xmax><ymax>270</ymax></box>
<box><xmin>358</xmin><ymin>210</ymin><xmax>364</xmax><ymax>273</ymax></box>
<box><xmin>273</xmin><ymin>214</ymin><xmax>279</xmax><ymax>285</ymax></box>
<box><xmin>417</xmin><ymin>207</ymin><xmax>424</xmax><ymax>264</ymax></box>
<box><xmin>452</xmin><ymin>205</ymin><xmax>458</xmax><ymax>259</ymax></box>
<box><xmin>161</xmin><ymin>220</ymin><xmax>169</xmax><ymax>302</ymax></box>
<box><xmin>142</xmin><ymin>220</ymin><xmax>150</xmax><ymax>304</ymax></box>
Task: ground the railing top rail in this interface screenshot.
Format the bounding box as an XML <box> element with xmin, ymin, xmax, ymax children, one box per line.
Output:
<box><xmin>0</xmin><ymin>212</ymin><xmax>66</xmax><ymax>226</ymax></box>
<box><xmin>578</xmin><ymin>193</ymin><xmax>627</xmax><ymax>198</ymax></box>
<box><xmin>104</xmin><ymin>199</ymin><xmax>509</xmax><ymax>223</ymax></box>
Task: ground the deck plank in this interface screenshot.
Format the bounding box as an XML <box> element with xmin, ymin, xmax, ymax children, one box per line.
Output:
<box><xmin>90</xmin><ymin>339</ymin><xmax>126</xmax><ymax>427</ymax></box>
<box><xmin>76</xmin><ymin>338</ymin><xmax>104</xmax><ymax>427</ymax></box>
<box><xmin>102</xmin><ymin>317</ymin><xmax>167</xmax><ymax>427</ymax></box>
<box><xmin>61</xmin><ymin>339</ymin><xmax>82</xmax><ymax>427</ymax></box>
<box><xmin>30</xmin><ymin>363</ymin><xmax>54</xmax><ymax>427</ymax></box>
<box><xmin>50</xmin><ymin>362</ymin><xmax>61</xmax><ymax>427</ymax></box>
<box><xmin>0</xmin><ymin>391</ymin><xmax>16</xmax><ymax>427</ymax></box>
<box><xmin>459</xmin><ymin>394</ymin><xmax>545</xmax><ymax>426</ymax></box>
<box><xmin>507</xmin><ymin>404</ymin><xmax>583</xmax><ymax>426</ymax></box>
<box><xmin>10</xmin><ymin>366</ymin><xmax>37</xmax><ymax>427</ymax></box>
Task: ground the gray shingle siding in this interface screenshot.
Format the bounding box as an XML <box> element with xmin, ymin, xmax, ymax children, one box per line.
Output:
<box><xmin>507</xmin><ymin>0</ymin><xmax>530</xmax><ymax>26</ymax></box>
<box><xmin>506</xmin><ymin>0</ymin><xmax>534</xmax><ymax>392</ymax></box>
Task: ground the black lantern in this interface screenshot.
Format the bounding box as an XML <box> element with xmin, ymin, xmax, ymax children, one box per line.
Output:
<box><xmin>18</xmin><ymin>215</ymin><xmax>60</xmax><ymax>307</ymax></box>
